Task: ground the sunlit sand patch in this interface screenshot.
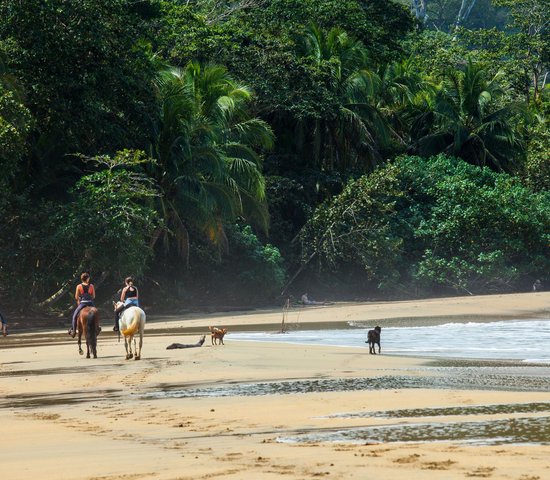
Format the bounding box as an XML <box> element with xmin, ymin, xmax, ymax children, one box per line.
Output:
<box><xmin>87</xmin><ymin>474</ymin><xmax>159</xmax><ymax>480</ymax></box>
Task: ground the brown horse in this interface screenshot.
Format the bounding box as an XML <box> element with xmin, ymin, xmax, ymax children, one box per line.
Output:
<box><xmin>76</xmin><ymin>306</ymin><xmax>100</xmax><ymax>358</ymax></box>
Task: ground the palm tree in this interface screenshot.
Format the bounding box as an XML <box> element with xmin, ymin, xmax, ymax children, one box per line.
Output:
<box><xmin>376</xmin><ymin>57</ymin><xmax>437</xmax><ymax>148</ymax></box>
<box><xmin>150</xmin><ymin>61</ymin><xmax>274</xmax><ymax>263</ymax></box>
<box><xmin>413</xmin><ymin>59</ymin><xmax>526</xmax><ymax>171</ymax></box>
<box><xmin>296</xmin><ymin>24</ymin><xmax>389</xmax><ymax>172</ymax></box>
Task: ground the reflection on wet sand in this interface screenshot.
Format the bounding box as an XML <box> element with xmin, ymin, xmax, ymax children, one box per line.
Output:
<box><xmin>278</xmin><ymin>416</ymin><xmax>550</xmax><ymax>446</ymax></box>
<box><xmin>322</xmin><ymin>401</ymin><xmax>550</xmax><ymax>419</ymax></box>
<box><xmin>146</xmin><ymin>367</ymin><xmax>550</xmax><ymax>399</ymax></box>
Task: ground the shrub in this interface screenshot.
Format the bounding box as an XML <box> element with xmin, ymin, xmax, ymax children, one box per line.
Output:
<box><xmin>299</xmin><ymin>154</ymin><xmax>550</xmax><ymax>295</ymax></box>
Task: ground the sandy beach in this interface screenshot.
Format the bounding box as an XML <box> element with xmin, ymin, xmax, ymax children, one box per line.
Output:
<box><xmin>1</xmin><ymin>292</ymin><xmax>549</xmax><ymax>480</ymax></box>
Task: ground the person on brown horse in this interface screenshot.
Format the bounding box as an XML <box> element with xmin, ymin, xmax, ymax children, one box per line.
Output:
<box><xmin>0</xmin><ymin>308</ymin><xmax>7</xmax><ymax>337</ymax></box>
<box><xmin>69</xmin><ymin>272</ymin><xmax>99</xmax><ymax>338</ymax></box>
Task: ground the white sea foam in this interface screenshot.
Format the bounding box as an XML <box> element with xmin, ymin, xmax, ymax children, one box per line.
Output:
<box><xmin>230</xmin><ymin>319</ymin><xmax>550</xmax><ymax>362</ymax></box>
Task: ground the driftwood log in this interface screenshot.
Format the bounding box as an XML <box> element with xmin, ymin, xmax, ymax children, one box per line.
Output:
<box><xmin>166</xmin><ymin>335</ymin><xmax>206</xmax><ymax>350</ymax></box>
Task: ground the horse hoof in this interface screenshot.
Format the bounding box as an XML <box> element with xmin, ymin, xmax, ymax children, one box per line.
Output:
<box><xmin>126</xmin><ymin>354</ymin><xmax>133</xmax><ymax>360</ymax></box>
<box><xmin>134</xmin><ymin>356</ymin><xmax>140</xmax><ymax>361</ymax></box>
<box><xmin>86</xmin><ymin>354</ymin><xmax>90</xmax><ymax>359</ymax></box>
<box><xmin>79</xmin><ymin>349</ymin><xmax>84</xmax><ymax>355</ymax></box>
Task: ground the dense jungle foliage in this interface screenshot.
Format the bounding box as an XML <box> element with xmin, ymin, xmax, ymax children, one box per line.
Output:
<box><xmin>0</xmin><ymin>0</ymin><xmax>548</xmax><ymax>313</ymax></box>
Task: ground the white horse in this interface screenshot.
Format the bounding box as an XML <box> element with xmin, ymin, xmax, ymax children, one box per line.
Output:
<box><xmin>115</xmin><ymin>301</ymin><xmax>146</xmax><ymax>360</ymax></box>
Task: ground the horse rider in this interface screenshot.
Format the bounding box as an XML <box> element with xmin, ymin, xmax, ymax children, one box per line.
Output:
<box><xmin>113</xmin><ymin>276</ymin><xmax>139</xmax><ymax>332</ymax></box>
<box><xmin>68</xmin><ymin>272</ymin><xmax>96</xmax><ymax>338</ymax></box>
<box><xmin>0</xmin><ymin>308</ymin><xmax>7</xmax><ymax>336</ymax></box>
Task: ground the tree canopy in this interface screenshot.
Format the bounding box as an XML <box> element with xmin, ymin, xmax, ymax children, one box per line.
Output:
<box><xmin>0</xmin><ymin>0</ymin><xmax>548</xmax><ymax>311</ymax></box>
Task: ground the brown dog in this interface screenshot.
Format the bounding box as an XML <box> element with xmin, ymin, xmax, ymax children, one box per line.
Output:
<box><xmin>209</xmin><ymin>326</ymin><xmax>227</xmax><ymax>345</ymax></box>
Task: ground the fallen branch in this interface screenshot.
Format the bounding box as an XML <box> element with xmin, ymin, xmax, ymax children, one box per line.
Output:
<box><xmin>38</xmin><ymin>263</ymin><xmax>84</xmax><ymax>307</ymax></box>
<box><xmin>166</xmin><ymin>336</ymin><xmax>206</xmax><ymax>349</ymax></box>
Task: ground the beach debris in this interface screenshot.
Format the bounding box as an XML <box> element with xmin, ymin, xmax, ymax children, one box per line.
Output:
<box><xmin>166</xmin><ymin>335</ymin><xmax>206</xmax><ymax>350</ymax></box>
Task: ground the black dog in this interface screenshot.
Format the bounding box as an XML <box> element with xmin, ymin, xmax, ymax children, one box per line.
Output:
<box><xmin>366</xmin><ymin>326</ymin><xmax>381</xmax><ymax>354</ymax></box>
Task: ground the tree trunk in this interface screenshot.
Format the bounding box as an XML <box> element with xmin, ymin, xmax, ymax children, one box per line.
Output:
<box><xmin>94</xmin><ymin>271</ymin><xmax>110</xmax><ymax>289</ymax></box>
<box><xmin>454</xmin><ymin>0</ymin><xmax>478</xmax><ymax>33</ymax></box>
<box><xmin>38</xmin><ymin>263</ymin><xmax>84</xmax><ymax>307</ymax></box>
<box><xmin>280</xmin><ymin>250</ymin><xmax>318</xmax><ymax>297</ymax></box>
<box><xmin>280</xmin><ymin>200</ymin><xmax>359</xmax><ymax>296</ymax></box>
<box><xmin>411</xmin><ymin>0</ymin><xmax>428</xmax><ymax>23</ymax></box>
<box><xmin>39</xmin><ymin>268</ymin><xmax>110</xmax><ymax>308</ymax></box>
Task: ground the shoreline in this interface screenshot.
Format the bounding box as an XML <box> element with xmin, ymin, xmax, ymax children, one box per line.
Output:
<box><xmin>1</xmin><ymin>292</ymin><xmax>550</xmax><ymax>480</ymax></box>
<box><xmin>148</xmin><ymin>291</ymin><xmax>550</xmax><ymax>330</ymax></box>
<box><xmin>4</xmin><ymin>291</ymin><xmax>550</xmax><ymax>333</ymax></box>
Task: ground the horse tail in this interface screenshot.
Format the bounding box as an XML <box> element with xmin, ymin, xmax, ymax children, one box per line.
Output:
<box><xmin>121</xmin><ymin>308</ymin><xmax>141</xmax><ymax>337</ymax></box>
<box><xmin>86</xmin><ymin>308</ymin><xmax>97</xmax><ymax>351</ymax></box>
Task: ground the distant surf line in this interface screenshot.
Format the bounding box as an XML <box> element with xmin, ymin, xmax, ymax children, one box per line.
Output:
<box><xmin>230</xmin><ymin>318</ymin><xmax>550</xmax><ymax>363</ymax></box>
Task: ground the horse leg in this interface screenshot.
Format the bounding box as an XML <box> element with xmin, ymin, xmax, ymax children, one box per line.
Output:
<box><xmin>82</xmin><ymin>322</ymin><xmax>90</xmax><ymax>359</ymax></box>
<box><xmin>92</xmin><ymin>318</ymin><xmax>98</xmax><ymax>358</ymax></box>
<box><xmin>78</xmin><ymin>327</ymin><xmax>84</xmax><ymax>356</ymax></box>
<box><xmin>377</xmin><ymin>342</ymin><xmax>381</xmax><ymax>354</ymax></box>
<box><xmin>133</xmin><ymin>337</ymin><xmax>139</xmax><ymax>360</ymax></box>
<box><xmin>125</xmin><ymin>336</ymin><xmax>133</xmax><ymax>360</ymax></box>
<box><xmin>124</xmin><ymin>337</ymin><xmax>131</xmax><ymax>360</ymax></box>
<box><xmin>135</xmin><ymin>334</ymin><xmax>143</xmax><ymax>360</ymax></box>
<box><xmin>91</xmin><ymin>336</ymin><xmax>97</xmax><ymax>358</ymax></box>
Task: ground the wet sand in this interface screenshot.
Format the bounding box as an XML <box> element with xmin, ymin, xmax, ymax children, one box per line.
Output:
<box><xmin>1</xmin><ymin>292</ymin><xmax>549</xmax><ymax>480</ymax></box>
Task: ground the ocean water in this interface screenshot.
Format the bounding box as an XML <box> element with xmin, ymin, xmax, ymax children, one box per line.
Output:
<box><xmin>230</xmin><ymin>319</ymin><xmax>550</xmax><ymax>363</ymax></box>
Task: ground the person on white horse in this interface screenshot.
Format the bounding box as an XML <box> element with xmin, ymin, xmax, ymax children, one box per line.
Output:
<box><xmin>113</xmin><ymin>276</ymin><xmax>146</xmax><ymax>360</ymax></box>
<box><xmin>113</xmin><ymin>276</ymin><xmax>139</xmax><ymax>332</ymax></box>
